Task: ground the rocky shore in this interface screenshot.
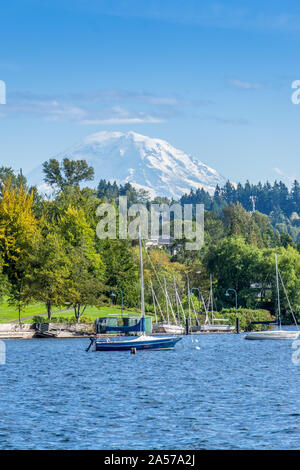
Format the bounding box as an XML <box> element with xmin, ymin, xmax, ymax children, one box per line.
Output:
<box><xmin>0</xmin><ymin>322</ymin><xmax>95</xmax><ymax>339</ymax></box>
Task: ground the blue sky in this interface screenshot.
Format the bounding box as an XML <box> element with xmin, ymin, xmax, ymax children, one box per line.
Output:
<box><xmin>1</xmin><ymin>0</ymin><xmax>300</xmax><ymax>186</ymax></box>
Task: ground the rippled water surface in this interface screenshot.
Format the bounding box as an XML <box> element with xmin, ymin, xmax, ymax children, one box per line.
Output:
<box><xmin>1</xmin><ymin>332</ymin><xmax>300</xmax><ymax>449</ymax></box>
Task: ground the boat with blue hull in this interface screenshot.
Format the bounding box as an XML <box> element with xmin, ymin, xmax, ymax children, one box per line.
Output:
<box><xmin>91</xmin><ymin>334</ymin><xmax>182</xmax><ymax>351</ymax></box>
<box><xmin>86</xmin><ymin>227</ymin><xmax>182</xmax><ymax>352</ymax></box>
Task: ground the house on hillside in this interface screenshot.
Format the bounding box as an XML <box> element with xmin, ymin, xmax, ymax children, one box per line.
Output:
<box><xmin>145</xmin><ymin>236</ymin><xmax>181</xmax><ymax>256</ymax></box>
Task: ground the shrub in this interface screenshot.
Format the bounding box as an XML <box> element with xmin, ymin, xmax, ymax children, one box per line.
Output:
<box><xmin>144</xmin><ymin>303</ymin><xmax>155</xmax><ymax>313</ymax></box>
<box><xmin>49</xmin><ymin>315</ymin><xmax>94</xmax><ymax>324</ymax></box>
<box><xmin>219</xmin><ymin>308</ymin><xmax>273</xmax><ymax>331</ymax></box>
<box><xmin>32</xmin><ymin>316</ymin><xmax>49</xmax><ymax>324</ymax></box>
<box><xmin>77</xmin><ymin>316</ymin><xmax>94</xmax><ymax>323</ymax></box>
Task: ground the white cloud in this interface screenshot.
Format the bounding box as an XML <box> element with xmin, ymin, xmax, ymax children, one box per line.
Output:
<box><xmin>273</xmin><ymin>167</ymin><xmax>296</xmax><ymax>183</ymax></box>
<box><xmin>2</xmin><ymin>88</ymin><xmax>213</xmax><ymax>125</ymax></box>
<box><xmin>201</xmin><ymin>114</ymin><xmax>250</xmax><ymax>126</ymax></box>
<box><xmin>228</xmin><ymin>78</ymin><xmax>262</xmax><ymax>90</ymax></box>
<box><xmin>81</xmin><ymin>116</ymin><xmax>164</xmax><ymax>125</ymax></box>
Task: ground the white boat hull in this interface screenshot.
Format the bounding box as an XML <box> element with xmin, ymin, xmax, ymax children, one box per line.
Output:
<box><xmin>200</xmin><ymin>324</ymin><xmax>235</xmax><ymax>332</ymax></box>
<box><xmin>153</xmin><ymin>323</ymin><xmax>185</xmax><ymax>335</ymax></box>
<box><xmin>245</xmin><ymin>330</ymin><xmax>300</xmax><ymax>340</ymax></box>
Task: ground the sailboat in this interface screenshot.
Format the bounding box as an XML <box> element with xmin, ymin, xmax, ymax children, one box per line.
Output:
<box><xmin>152</xmin><ymin>277</ymin><xmax>185</xmax><ymax>335</ymax></box>
<box><xmin>200</xmin><ymin>275</ymin><xmax>235</xmax><ymax>332</ymax></box>
<box><xmin>86</xmin><ymin>228</ymin><xmax>182</xmax><ymax>352</ymax></box>
<box><xmin>145</xmin><ymin>245</ymin><xmax>185</xmax><ymax>335</ymax></box>
<box><xmin>245</xmin><ymin>254</ymin><xmax>300</xmax><ymax>340</ymax></box>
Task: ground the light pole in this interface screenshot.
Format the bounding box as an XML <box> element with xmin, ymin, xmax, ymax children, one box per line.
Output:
<box><xmin>225</xmin><ymin>288</ymin><xmax>238</xmax><ymax>315</ymax></box>
<box><xmin>110</xmin><ymin>288</ymin><xmax>124</xmax><ymax>317</ymax></box>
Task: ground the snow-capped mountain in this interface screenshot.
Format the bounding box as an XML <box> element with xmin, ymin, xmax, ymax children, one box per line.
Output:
<box><xmin>28</xmin><ymin>131</ymin><xmax>227</xmax><ymax>199</ymax></box>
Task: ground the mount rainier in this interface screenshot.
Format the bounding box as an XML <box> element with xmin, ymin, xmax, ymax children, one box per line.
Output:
<box><xmin>28</xmin><ymin>131</ymin><xmax>227</xmax><ymax>199</ymax></box>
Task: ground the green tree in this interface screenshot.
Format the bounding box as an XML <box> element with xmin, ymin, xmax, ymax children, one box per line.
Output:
<box><xmin>280</xmin><ymin>231</ymin><xmax>296</xmax><ymax>249</ymax></box>
<box><xmin>58</xmin><ymin>205</ymin><xmax>105</xmax><ymax>322</ymax></box>
<box><xmin>205</xmin><ymin>236</ymin><xmax>262</xmax><ymax>309</ymax></box>
<box><xmin>43</xmin><ymin>158</ymin><xmax>94</xmax><ymax>191</ymax></box>
<box><xmin>67</xmin><ymin>246</ymin><xmax>105</xmax><ymax>322</ymax></box>
<box><xmin>98</xmin><ymin>239</ymin><xmax>139</xmax><ymax>308</ymax></box>
<box><xmin>0</xmin><ymin>167</ymin><xmax>27</xmax><ymax>192</ymax></box>
<box><xmin>26</xmin><ymin>231</ymin><xmax>71</xmax><ymax>319</ymax></box>
<box><xmin>264</xmin><ymin>247</ymin><xmax>300</xmax><ymax>321</ymax></box>
<box><xmin>0</xmin><ymin>254</ymin><xmax>9</xmax><ymax>303</ymax></box>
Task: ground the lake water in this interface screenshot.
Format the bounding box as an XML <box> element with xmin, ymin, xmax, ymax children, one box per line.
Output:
<box><xmin>0</xmin><ymin>331</ymin><xmax>300</xmax><ymax>450</ymax></box>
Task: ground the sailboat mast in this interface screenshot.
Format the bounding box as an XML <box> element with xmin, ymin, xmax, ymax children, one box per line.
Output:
<box><xmin>174</xmin><ymin>277</ymin><xmax>180</xmax><ymax>324</ymax></box>
<box><xmin>139</xmin><ymin>226</ymin><xmax>145</xmax><ymax>318</ymax></box>
<box><xmin>150</xmin><ymin>277</ymin><xmax>158</xmax><ymax>323</ymax></box>
<box><xmin>164</xmin><ymin>276</ymin><xmax>170</xmax><ymax>324</ymax></box>
<box><xmin>275</xmin><ymin>254</ymin><xmax>281</xmax><ymax>328</ymax></box>
<box><xmin>187</xmin><ymin>275</ymin><xmax>192</xmax><ymax>326</ymax></box>
<box><xmin>210</xmin><ymin>274</ymin><xmax>214</xmax><ymax>325</ymax></box>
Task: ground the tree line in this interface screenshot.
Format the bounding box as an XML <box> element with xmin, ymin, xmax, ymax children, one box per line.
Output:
<box><xmin>1</xmin><ymin>159</ymin><xmax>300</xmax><ymax>324</ymax></box>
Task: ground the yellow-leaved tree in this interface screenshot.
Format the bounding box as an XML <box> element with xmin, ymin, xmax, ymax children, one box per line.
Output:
<box><xmin>0</xmin><ymin>182</ymin><xmax>39</xmax><ymax>317</ymax></box>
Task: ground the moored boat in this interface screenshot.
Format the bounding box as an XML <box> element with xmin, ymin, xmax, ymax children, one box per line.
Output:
<box><xmin>245</xmin><ymin>254</ymin><xmax>300</xmax><ymax>341</ymax></box>
<box><xmin>200</xmin><ymin>275</ymin><xmax>235</xmax><ymax>333</ymax></box>
<box><xmin>91</xmin><ymin>334</ymin><xmax>181</xmax><ymax>351</ymax></box>
<box><xmin>200</xmin><ymin>324</ymin><xmax>235</xmax><ymax>333</ymax></box>
<box><xmin>149</xmin><ymin>270</ymin><xmax>186</xmax><ymax>336</ymax></box>
<box><xmin>244</xmin><ymin>330</ymin><xmax>299</xmax><ymax>340</ymax></box>
<box><xmin>152</xmin><ymin>322</ymin><xmax>185</xmax><ymax>335</ymax></box>
<box><xmin>86</xmin><ymin>227</ymin><xmax>182</xmax><ymax>352</ymax></box>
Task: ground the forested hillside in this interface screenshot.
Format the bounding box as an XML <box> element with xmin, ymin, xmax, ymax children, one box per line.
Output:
<box><xmin>1</xmin><ymin>161</ymin><xmax>300</xmax><ymax>324</ymax></box>
<box><xmin>180</xmin><ymin>180</ymin><xmax>300</xmax><ymax>244</ymax></box>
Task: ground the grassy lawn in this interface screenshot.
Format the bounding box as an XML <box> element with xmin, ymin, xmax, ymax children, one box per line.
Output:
<box><xmin>51</xmin><ymin>305</ymin><xmax>143</xmax><ymax>322</ymax></box>
<box><xmin>0</xmin><ymin>300</ymin><xmax>47</xmax><ymax>323</ymax></box>
<box><xmin>80</xmin><ymin>305</ymin><xmax>142</xmax><ymax>319</ymax></box>
<box><xmin>0</xmin><ymin>300</ymin><xmax>143</xmax><ymax>323</ymax></box>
